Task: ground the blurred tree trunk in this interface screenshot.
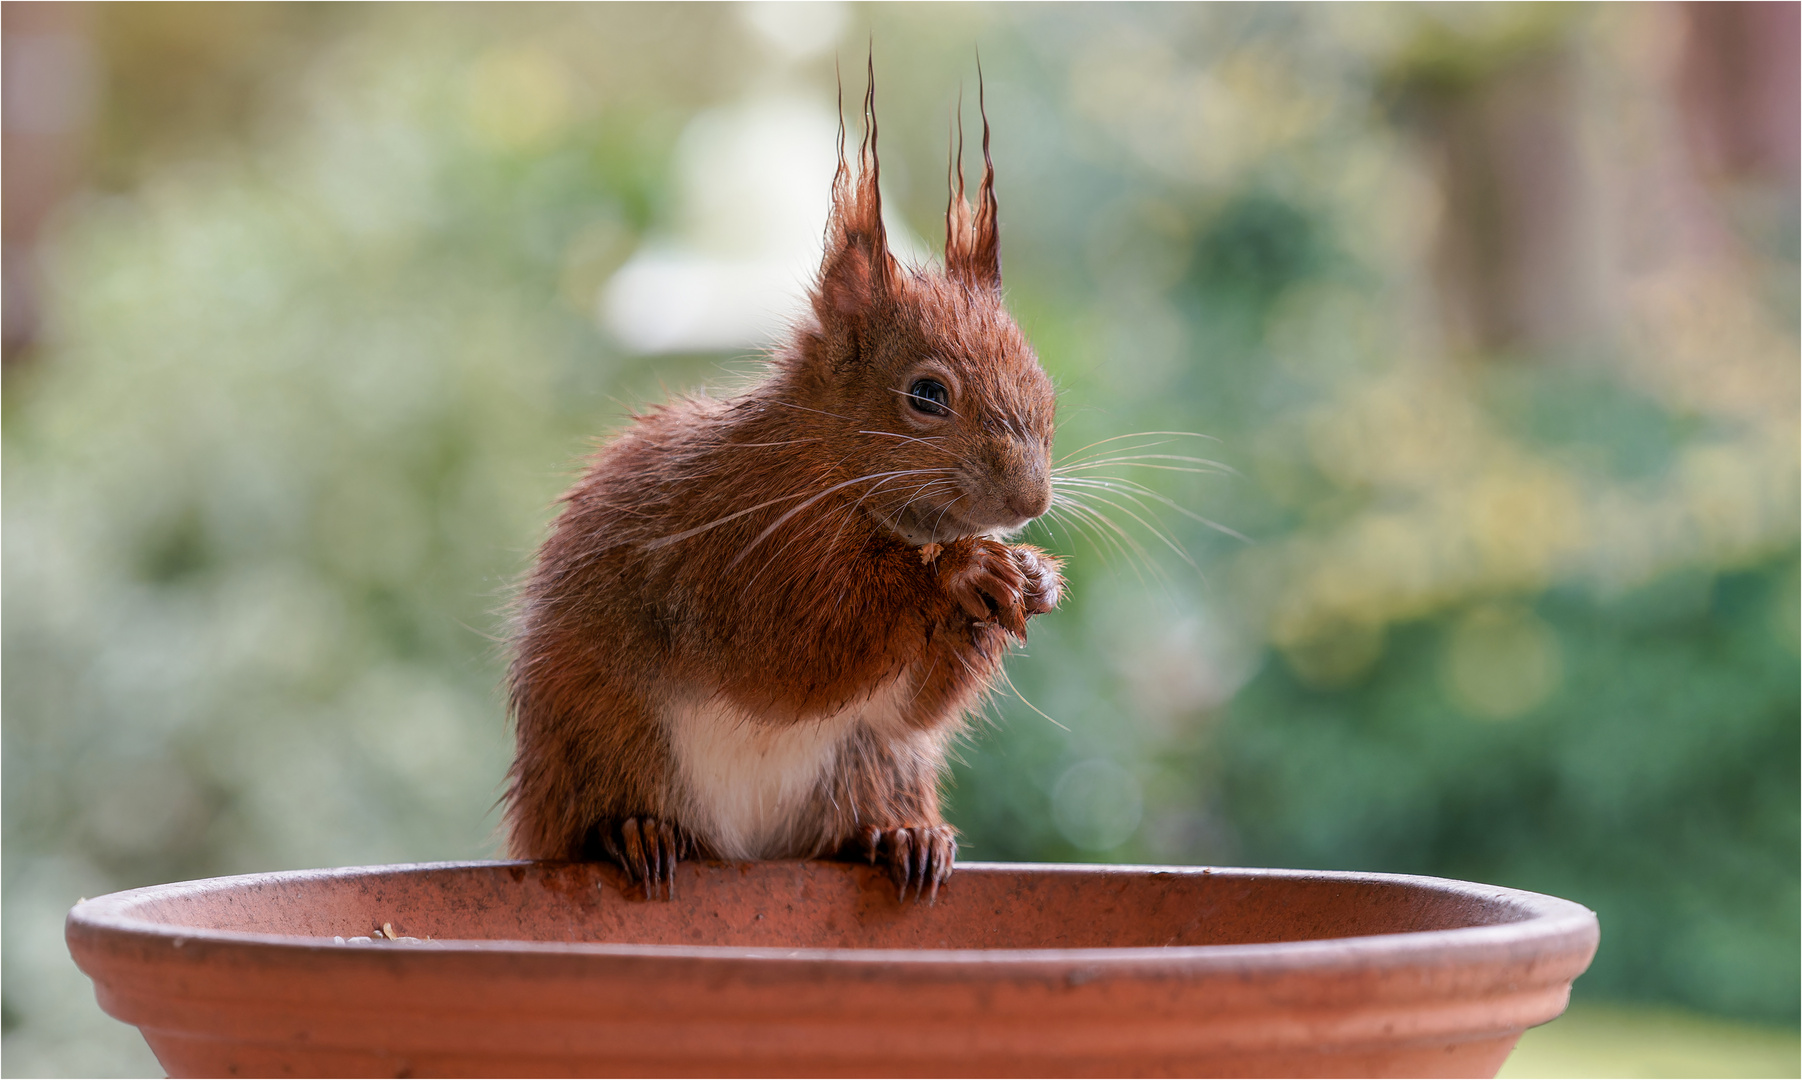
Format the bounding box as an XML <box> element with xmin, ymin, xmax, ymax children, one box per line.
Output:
<box><xmin>1679</xmin><ymin>1</ymin><xmax>1800</xmax><ymax>190</ymax></box>
<box><xmin>1397</xmin><ymin>34</ymin><xmax>1599</xmax><ymax>359</ymax></box>
<box><xmin>1397</xmin><ymin>3</ymin><xmax>1798</xmax><ymax>362</ymax></box>
<box><xmin>2</xmin><ymin>0</ymin><xmax>97</xmax><ymax>367</ymax></box>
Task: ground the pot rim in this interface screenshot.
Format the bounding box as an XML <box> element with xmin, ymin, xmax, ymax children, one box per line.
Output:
<box><xmin>67</xmin><ymin>859</ymin><xmax>1598</xmax><ymax>975</ymax></box>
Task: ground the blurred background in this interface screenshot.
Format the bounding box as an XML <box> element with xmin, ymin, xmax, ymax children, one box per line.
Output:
<box><xmin>3</xmin><ymin>3</ymin><xmax>1796</xmax><ymax>1076</ymax></box>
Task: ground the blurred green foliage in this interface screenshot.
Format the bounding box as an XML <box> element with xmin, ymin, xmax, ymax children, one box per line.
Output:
<box><xmin>2</xmin><ymin>4</ymin><xmax>1795</xmax><ymax>1075</ymax></box>
<box><xmin>1500</xmin><ymin>1001</ymin><xmax>1801</xmax><ymax>1078</ymax></box>
<box><xmin>1215</xmin><ymin>563</ymin><xmax>1799</xmax><ymax>1018</ymax></box>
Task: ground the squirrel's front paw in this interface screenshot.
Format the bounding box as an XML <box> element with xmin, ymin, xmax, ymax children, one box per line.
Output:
<box><xmin>857</xmin><ymin>823</ymin><xmax>957</xmax><ymax>903</ymax></box>
<box><xmin>1014</xmin><ymin>545</ymin><xmax>1063</xmax><ymax>618</ymax></box>
<box><xmin>593</xmin><ymin>816</ymin><xmax>688</xmax><ymax>900</ymax></box>
<box><xmin>948</xmin><ymin>540</ymin><xmax>1062</xmax><ymax>640</ymax></box>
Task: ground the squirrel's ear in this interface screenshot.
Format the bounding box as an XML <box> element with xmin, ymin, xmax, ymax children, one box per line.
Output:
<box><xmin>945</xmin><ymin>71</ymin><xmax>1001</xmax><ymax>292</ymax></box>
<box><xmin>815</xmin><ymin>58</ymin><xmax>895</xmax><ymax>321</ymax></box>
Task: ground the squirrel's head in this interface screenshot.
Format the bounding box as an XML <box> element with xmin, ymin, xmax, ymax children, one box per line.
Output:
<box><xmin>788</xmin><ymin>62</ymin><xmax>1055</xmax><ymax>546</ymax></box>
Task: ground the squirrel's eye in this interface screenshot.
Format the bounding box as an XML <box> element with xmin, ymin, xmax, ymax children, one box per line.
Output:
<box><xmin>907</xmin><ymin>378</ymin><xmax>951</xmax><ymax>417</ymax></box>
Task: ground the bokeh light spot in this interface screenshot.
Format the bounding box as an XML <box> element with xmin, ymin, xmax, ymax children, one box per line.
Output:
<box><xmin>464</xmin><ymin>46</ymin><xmax>573</xmax><ymax>153</ymax></box>
<box><xmin>1051</xmin><ymin>759</ymin><xmax>1145</xmax><ymax>851</ymax></box>
<box><xmin>1441</xmin><ymin>604</ymin><xmax>1562</xmax><ymax>720</ymax></box>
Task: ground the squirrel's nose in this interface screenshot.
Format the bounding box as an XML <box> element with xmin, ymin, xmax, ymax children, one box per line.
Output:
<box><xmin>1003</xmin><ymin>459</ymin><xmax>1052</xmax><ymax>521</ymax></box>
<box><xmin>1005</xmin><ymin>483</ymin><xmax>1051</xmax><ymax>522</ymax></box>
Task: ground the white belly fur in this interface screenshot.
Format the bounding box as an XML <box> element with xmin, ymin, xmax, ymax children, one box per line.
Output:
<box><xmin>663</xmin><ymin>677</ymin><xmax>915</xmax><ymax>860</ymax></box>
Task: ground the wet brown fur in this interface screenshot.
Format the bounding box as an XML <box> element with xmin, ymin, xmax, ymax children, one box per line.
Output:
<box><xmin>505</xmin><ymin>62</ymin><xmax>1060</xmax><ymax>895</ymax></box>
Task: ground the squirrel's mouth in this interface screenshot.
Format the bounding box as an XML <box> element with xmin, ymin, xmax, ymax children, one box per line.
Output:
<box><xmin>879</xmin><ymin>498</ymin><xmax>1033</xmax><ymax>546</ymax></box>
<box><xmin>878</xmin><ymin>499</ymin><xmax>972</xmax><ymax>546</ymax></box>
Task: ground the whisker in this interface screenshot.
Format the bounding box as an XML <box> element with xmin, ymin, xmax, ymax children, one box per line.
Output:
<box><xmin>765</xmin><ymin>399</ymin><xmax>859</xmax><ymax>423</ymax></box>
<box><xmin>1053</xmin><ymin>491</ymin><xmax>1169</xmax><ymax>580</ymax></box>
<box><xmin>1057</xmin><ymin>441</ymin><xmax>1178</xmax><ymax>470</ymax></box>
<box><xmin>858</xmin><ymin>429</ymin><xmax>964</xmax><ymax>458</ymax></box>
<box><xmin>728</xmin><ymin>469</ymin><xmax>955</xmax><ymax>569</ymax></box>
<box><xmin>748</xmin><ymin>508</ymin><xmax>844</xmax><ymax>595</ymax></box>
<box><xmin>645</xmin><ymin>489</ymin><xmax>819</xmax><ymax>549</ymax></box>
<box><xmin>1050</xmin><ymin>495</ymin><xmax>1159</xmax><ymax>587</ymax></box>
<box><xmin>1055</xmin><ymin>463</ymin><xmax>1227</xmax><ymax>481</ymax></box>
<box><xmin>995</xmin><ymin>665</ymin><xmax>1068</xmax><ymax>731</ymax></box>
<box><xmin>859</xmin><ymin>429</ymin><xmax>947</xmax><ymax>445</ymax></box>
<box><xmin>1056</xmin><ymin>480</ymin><xmax>1190</xmax><ymax>540</ymax></box>
<box><xmin>1053</xmin><ymin>453</ymin><xmax>1234</xmax><ymax>476</ymax></box>
<box><xmin>1055</xmin><ymin>430</ymin><xmax>1219</xmax><ymax>464</ymax></box>
<box><xmin>1026</xmin><ymin>506</ymin><xmax>1082</xmax><ymax>556</ymax></box>
<box><xmin>720</xmin><ymin>437</ymin><xmax>829</xmax><ymax>450</ymax></box>
<box><xmin>1037</xmin><ymin>497</ymin><xmax>1088</xmax><ymax>555</ymax></box>
<box><xmin>1057</xmin><ymin>487</ymin><xmax>1196</xmax><ymax>569</ymax></box>
<box><xmin>1055</xmin><ymin>443</ymin><xmax>1214</xmax><ymax>471</ymax></box>
<box><xmin>1054</xmin><ymin>476</ymin><xmax>1250</xmax><ymax>543</ymax></box>
<box><xmin>1042</xmin><ymin>428</ymin><xmax>1244</xmax><ymax>589</ymax></box>
<box><xmin>1061</xmin><ymin>509</ymin><xmax>1156</xmax><ymax>590</ymax></box>
<box><xmin>1043</xmin><ymin>497</ymin><xmax>1122</xmax><ymax>561</ymax></box>
<box><xmin>829</xmin><ymin>475</ymin><xmax>959</xmax><ymax>550</ymax></box>
<box><xmin>929</xmin><ymin>490</ymin><xmax>969</xmax><ymax>539</ymax></box>
<box><xmin>890</xmin><ymin>480</ymin><xmax>960</xmax><ymax>523</ymax></box>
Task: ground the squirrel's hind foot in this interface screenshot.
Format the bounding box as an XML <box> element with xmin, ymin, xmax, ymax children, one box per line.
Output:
<box><xmin>592</xmin><ymin>816</ymin><xmax>688</xmax><ymax>900</ymax></box>
<box><xmin>856</xmin><ymin>824</ymin><xmax>957</xmax><ymax>904</ymax></box>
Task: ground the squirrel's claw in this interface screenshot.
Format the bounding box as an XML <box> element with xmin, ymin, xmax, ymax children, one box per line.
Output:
<box><xmin>858</xmin><ymin>823</ymin><xmax>883</xmax><ymax>864</ymax></box>
<box><xmin>924</xmin><ymin>827</ymin><xmax>954</xmax><ymax>903</ymax></box>
<box><xmin>597</xmin><ymin>816</ymin><xmax>683</xmax><ymax>900</ymax></box>
<box><xmin>997</xmin><ymin>599</ymin><xmax>1029</xmax><ymax>640</ymax></box>
<box><xmin>889</xmin><ymin>829</ymin><xmax>917</xmax><ymax>900</ymax></box>
<box><xmin>863</xmin><ymin>825</ymin><xmax>957</xmax><ymax>904</ymax></box>
<box><xmin>949</xmin><ymin>540</ymin><xmax>1029</xmax><ymax>640</ymax></box>
<box><xmin>620</xmin><ymin>819</ymin><xmax>650</xmax><ymax>889</ymax></box>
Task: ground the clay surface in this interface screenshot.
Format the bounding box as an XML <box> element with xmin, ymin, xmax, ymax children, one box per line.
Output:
<box><xmin>66</xmin><ymin>860</ymin><xmax>1598</xmax><ymax>1077</ymax></box>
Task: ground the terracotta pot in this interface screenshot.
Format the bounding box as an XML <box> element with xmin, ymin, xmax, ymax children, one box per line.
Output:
<box><xmin>67</xmin><ymin>860</ymin><xmax>1596</xmax><ymax>1078</ymax></box>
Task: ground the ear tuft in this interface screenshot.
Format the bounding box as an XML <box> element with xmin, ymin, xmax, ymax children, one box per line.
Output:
<box><xmin>945</xmin><ymin>62</ymin><xmax>1001</xmax><ymax>292</ymax></box>
<box><xmin>814</xmin><ymin>52</ymin><xmax>894</xmax><ymax>323</ymax></box>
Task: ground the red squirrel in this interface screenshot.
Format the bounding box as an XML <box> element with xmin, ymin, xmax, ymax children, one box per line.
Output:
<box><xmin>505</xmin><ymin>69</ymin><xmax>1061</xmax><ymax>902</ymax></box>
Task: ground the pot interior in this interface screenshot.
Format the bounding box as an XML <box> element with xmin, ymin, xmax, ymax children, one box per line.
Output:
<box><xmin>101</xmin><ymin>861</ymin><xmax>1541</xmax><ymax>951</ymax></box>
